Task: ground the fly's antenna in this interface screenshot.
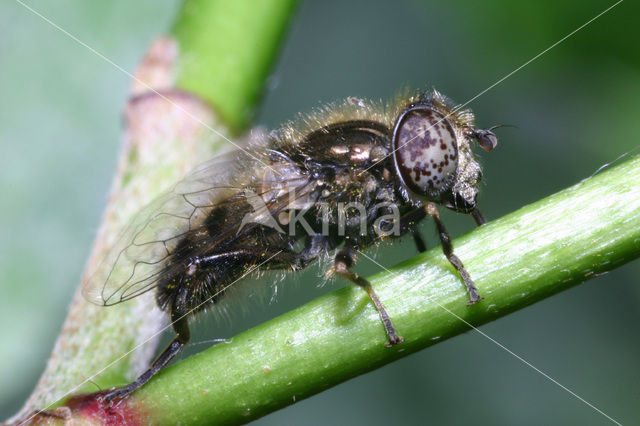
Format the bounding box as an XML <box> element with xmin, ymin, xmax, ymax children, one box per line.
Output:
<box><xmin>488</xmin><ymin>123</ymin><xmax>518</xmax><ymax>132</ymax></box>
<box><xmin>470</xmin><ymin>124</ymin><xmax>517</xmax><ymax>152</ymax></box>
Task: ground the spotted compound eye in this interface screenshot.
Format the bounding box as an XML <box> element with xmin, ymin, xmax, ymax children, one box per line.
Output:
<box><xmin>392</xmin><ymin>106</ymin><xmax>458</xmax><ymax>196</ymax></box>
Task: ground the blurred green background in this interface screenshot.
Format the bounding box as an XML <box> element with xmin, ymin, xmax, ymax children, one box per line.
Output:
<box><xmin>1</xmin><ymin>0</ymin><xmax>639</xmax><ymax>424</ymax></box>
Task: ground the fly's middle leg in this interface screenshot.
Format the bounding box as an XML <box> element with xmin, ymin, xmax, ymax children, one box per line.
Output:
<box><xmin>412</xmin><ymin>231</ymin><xmax>427</xmax><ymax>253</ymax></box>
<box><xmin>333</xmin><ymin>246</ymin><xmax>403</xmax><ymax>347</ymax></box>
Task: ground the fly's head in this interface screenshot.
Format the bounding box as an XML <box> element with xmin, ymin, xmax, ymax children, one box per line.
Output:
<box><xmin>391</xmin><ymin>91</ymin><xmax>499</xmax><ymax>212</ymax></box>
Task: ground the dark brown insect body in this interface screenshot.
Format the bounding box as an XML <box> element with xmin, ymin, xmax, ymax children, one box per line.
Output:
<box><xmin>83</xmin><ymin>89</ymin><xmax>499</xmax><ymax>400</ymax></box>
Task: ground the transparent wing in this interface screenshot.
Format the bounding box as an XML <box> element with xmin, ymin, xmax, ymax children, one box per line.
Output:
<box><xmin>82</xmin><ymin>148</ymin><xmax>314</xmax><ymax>306</ymax></box>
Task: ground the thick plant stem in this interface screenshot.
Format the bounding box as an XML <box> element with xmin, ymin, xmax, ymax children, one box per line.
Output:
<box><xmin>72</xmin><ymin>155</ymin><xmax>640</xmax><ymax>424</ymax></box>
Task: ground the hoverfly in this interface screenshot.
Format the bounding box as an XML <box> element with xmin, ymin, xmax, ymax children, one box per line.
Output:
<box><xmin>83</xmin><ymin>89</ymin><xmax>499</xmax><ymax>400</ymax></box>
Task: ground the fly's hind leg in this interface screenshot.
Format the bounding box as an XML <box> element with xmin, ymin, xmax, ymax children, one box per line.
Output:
<box><xmin>425</xmin><ymin>203</ymin><xmax>482</xmax><ymax>305</ymax></box>
<box><xmin>333</xmin><ymin>246</ymin><xmax>403</xmax><ymax>347</ymax></box>
<box><xmin>104</xmin><ymin>305</ymin><xmax>191</xmax><ymax>401</ymax></box>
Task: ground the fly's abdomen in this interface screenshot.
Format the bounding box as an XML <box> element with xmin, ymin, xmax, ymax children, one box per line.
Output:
<box><xmin>156</xmin><ymin>247</ymin><xmax>259</xmax><ymax>315</ymax></box>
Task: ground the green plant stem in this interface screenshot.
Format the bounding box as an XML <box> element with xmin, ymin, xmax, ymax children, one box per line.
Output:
<box><xmin>129</xmin><ymin>155</ymin><xmax>640</xmax><ymax>424</ymax></box>
<box><xmin>171</xmin><ymin>0</ymin><xmax>298</xmax><ymax>133</ymax></box>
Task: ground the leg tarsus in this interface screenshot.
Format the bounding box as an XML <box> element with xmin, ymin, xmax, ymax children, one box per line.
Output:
<box><xmin>334</xmin><ymin>247</ymin><xmax>403</xmax><ymax>346</ymax></box>
<box><xmin>447</xmin><ymin>252</ymin><xmax>482</xmax><ymax>305</ymax></box>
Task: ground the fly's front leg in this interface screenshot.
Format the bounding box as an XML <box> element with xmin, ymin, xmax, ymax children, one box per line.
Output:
<box><xmin>471</xmin><ymin>207</ymin><xmax>487</xmax><ymax>226</ymax></box>
<box><xmin>333</xmin><ymin>247</ymin><xmax>403</xmax><ymax>347</ymax></box>
<box><xmin>425</xmin><ymin>203</ymin><xmax>482</xmax><ymax>305</ymax></box>
<box><xmin>394</xmin><ymin>206</ymin><xmax>429</xmax><ymax>253</ymax></box>
<box><xmin>397</xmin><ymin>204</ymin><xmax>481</xmax><ymax>304</ymax></box>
